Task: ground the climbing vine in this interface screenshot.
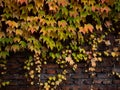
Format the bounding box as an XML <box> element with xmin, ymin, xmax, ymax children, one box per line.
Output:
<box><xmin>0</xmin><ymin>0</ymin><xmax>120</xmax><ymax>89</ymax></box>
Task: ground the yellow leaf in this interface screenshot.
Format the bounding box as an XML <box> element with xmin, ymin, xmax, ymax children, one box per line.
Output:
<box><xmin>81</xmin><ymin>0</ymin><xmax>87</xmax><ymax>4</ymax></box>
<box><xmin>13</xmin><ymin>37</ymin><xmax>21</xmax><ymax>42</ymax></box>
<box><xmin>96</xmin><ymin>25</ymin><xmax>102</xmax><ymax>31</ymax></box>
<box><xmin>68</xmin><ymin>25</ymin><xmax>75</xmax><ymax>32</ymax></box>
<box><xmin>11</xmin><ymin>44</ymin><xmax>20</xmax><ymax>52</ymax></box>
<box><xmin>29</xmin><ymin>70</ymin><xmax>34</xmax><ymax>75</ymax></box>
<box><xmin>111</xmin><ymin>52</ymin><xmax>116</xmax><ymax>57</ymax></box>
<box><xmin>30</xmin><ymin>75</ymin><xmax>34</xmax><ymax>79</ymax></box>
<box><xmin>35</xmin><ymin>0</ymin><xmax>44</xmax><ymax>9</ymax></box>
<box><xmin>98</xmin><ymin>57</ymin><xmax>102</xmax><ymax>62</ymax></box>
<box><xmin>89</xmin><ymin>67</ymin><xmax>95</xmax><ymax>71</ymax></box>
<box><xmin>51</xmin><ymin>82</ymin><xmax>55</xmax><ymax>85</ymax></box>
<box><xmin>73</xmin><ymin>64</ymin><xmax>77</xmax><ymax>70</ymax></box>
<box><xmin>15</xmin><ymin>29</ymin><xmax>23</xmax><ymax>35</ymax></box>
<box><xmin>55</xmin><ymin>81</ymin><xmax>60</xmax><ymax>85</ymax></box>
<box><xmin>104</xmin><ymin>51</ymin><xmax>109</xmax><ymax>56</ymax></box>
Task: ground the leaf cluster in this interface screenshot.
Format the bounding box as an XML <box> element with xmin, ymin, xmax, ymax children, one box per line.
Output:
<box><xmin>0</xmin><ymin>0</ymin><xmax>120</xmax><ymax>89</ymax></box>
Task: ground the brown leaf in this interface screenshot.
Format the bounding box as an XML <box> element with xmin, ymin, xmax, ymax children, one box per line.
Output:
<box><xmin>105</xmin><ymin>21</ymin><xmax>112</xmax><ymax>28</ymax></box>
<box><xmin>0</xmin><ymin>32</ymin><xmax>5</xmax><ymax>38</ymax></box>
<box><xmin>113</xmin><ymin>47</ymin><xmax>119</xmax><ymax>52</ymax></box>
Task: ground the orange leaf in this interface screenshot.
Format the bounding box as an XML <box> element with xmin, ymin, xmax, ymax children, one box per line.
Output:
<box><xmin>86</xmin><ymin>24</ymin><xmax>94</xmax><ymax>32</ymax></box>
<box><xmin>6</xmin><ymin>20</ymin><xmax>18</xmax><ymax>28</ymax></box>
<box><xmin>47</xmin><ymin>1</ymin><xmax>58</xmax><ymax>12</ymax></box>
<box><xmin>57</xmin><ymin>0</ymin><xmax>69</xmax><ymax>6</ymax></box>
<box><xmin>79</xmin><ymin>26</ymin><xmax>86</xmax><ymax>34</ymax></box>
<box><xmin>91</xmin><ymin>61</ymin><xmax>96</xmax><ymax>67</ymax></box>
<box><xmin>17</xmin><ymin>0</ymin><xmax>27</xmax><ymax>4</ymax></box>
<box><xmin>100</xmin><ymin>6</ymin><xmax>111</xmax><ymax>13</ymax></box>
<box><xmin>79</xmin><ymin>24</ymin><xmax>94</xmax><ymax>34</ymax></box>
<box><xmin>28</xmin><ymin>27</ymin><xmax>35</xmax><ymax>34</ymax></box>
<box><xmin>40</xmin><ymin>19</ymin><xmax>46</xmax><ymax>25</ymax></box>
<box><xmin>58</xmin><ymin>20</ymin><xmax>67</xmax><ymax>27</ymax></box>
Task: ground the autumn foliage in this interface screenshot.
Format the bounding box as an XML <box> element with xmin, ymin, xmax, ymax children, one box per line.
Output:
<box><xmin>0</xmin><ymin>0</ymin><xmax>120</xmax><ymax>89</ymax></box>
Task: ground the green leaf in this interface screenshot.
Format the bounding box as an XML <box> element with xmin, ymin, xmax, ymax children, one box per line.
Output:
<box><xmin>19</xmin><ymin>41</ymin><xmax>27</xmax><ymax>48</ymax></box>
<box><xmin>61</xmin><ymin>7</ymin><xmax>68</xmax><ymax>16</ymax></box>
<box><xmin>0</xmin><ymin>51</ymin><xmax>9</xmax><ymax>59</ymax></box>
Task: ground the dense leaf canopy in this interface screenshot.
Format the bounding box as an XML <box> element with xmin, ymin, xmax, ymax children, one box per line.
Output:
<box><xmin>0</xmin><ymin>0</ymin><xmax>120</xmax><ymax>89</ymax></box>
